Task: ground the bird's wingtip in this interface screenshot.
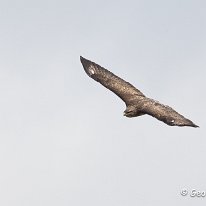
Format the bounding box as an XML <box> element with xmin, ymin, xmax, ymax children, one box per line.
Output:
<box><xmin>193</xmin><ymin>124</ymin><xmax>199</xmax><ymax>128</ymax></box>
<box><xmin>188</xmin><ymin>121</ymin><xmax>199</xmax><ymax>128</ymax></box>
<box><xmin>80</xmin><ymin>56</ymin><xmax>88</xmax><ymax>64</ymax></box>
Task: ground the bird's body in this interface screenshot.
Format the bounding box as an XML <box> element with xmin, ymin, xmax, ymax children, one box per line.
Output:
<box><xmin>80</xmin><ymin>56</ymin><xmax>198</xmax><ymax>128</ymax></box>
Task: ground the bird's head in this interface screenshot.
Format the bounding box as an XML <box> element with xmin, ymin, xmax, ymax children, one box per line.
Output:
<box><xmin>124</xmin><ymin>106</ymin><xmax>141</xmax><ymax>118</ymax></box>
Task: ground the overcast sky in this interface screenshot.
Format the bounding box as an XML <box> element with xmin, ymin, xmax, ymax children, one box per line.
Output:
<box><xmin>0</xmin><ymin>0</ymin><xmax>206</xmax><ymax>205</ymax></box>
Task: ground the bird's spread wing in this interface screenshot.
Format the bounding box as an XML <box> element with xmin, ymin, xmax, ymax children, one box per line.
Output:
<box><xmin>80</xmin><ymin>56</ymin><xmax>145</xmax><ymax>105</ymax></box>
<box><xmin>139</xmin><ymin>98</ymin><xmax>198</xmax><ymax>127</ymax></box>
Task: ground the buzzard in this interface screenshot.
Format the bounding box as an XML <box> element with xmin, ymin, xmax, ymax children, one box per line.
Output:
<box><xmin>80</xmin><ymin>56</ymin><xmax>198</xmax><ymax>127</ymax></box>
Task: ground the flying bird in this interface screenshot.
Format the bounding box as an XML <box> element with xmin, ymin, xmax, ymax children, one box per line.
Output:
<box><xmin>80</xmin><ymin>56</ymin><xmax>198</xmax><ymax>127</ymax></box>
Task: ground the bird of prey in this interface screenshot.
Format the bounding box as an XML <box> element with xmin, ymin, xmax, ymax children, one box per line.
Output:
<box><xmin>80</xmin><ymin>56</ymin><xmax>198</xmax><ymax>127</ymax></box>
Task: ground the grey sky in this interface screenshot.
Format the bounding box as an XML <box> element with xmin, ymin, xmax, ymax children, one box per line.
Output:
<box><xmin>0</xmin><ymin>0</ymin><xmax>206</xmax><ymax>205</ymax></box>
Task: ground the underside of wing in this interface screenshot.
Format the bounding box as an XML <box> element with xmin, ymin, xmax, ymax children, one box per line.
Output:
<box><xmin>139</xmin><ymin>98</ymin><xmax>198</xmax><ymax>127</ymax></box>
<box><xmin>80</xmin><ymin>56</ymin><xmax>145</xmax><ymax>105</ymax></box>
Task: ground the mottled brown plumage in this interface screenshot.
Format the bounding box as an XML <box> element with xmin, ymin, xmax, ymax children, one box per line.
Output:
<box><xmin>80</xmin><ymin>56</ymin><xmax>198</xmax><ymax>127</ymax></box>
